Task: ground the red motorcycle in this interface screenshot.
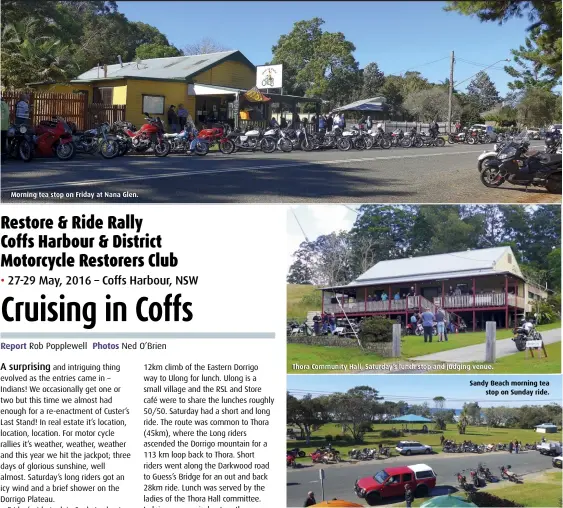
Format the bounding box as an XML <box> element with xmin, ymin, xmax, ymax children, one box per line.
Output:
<box><xmin>34</xmin><ymin>117</ymin><xmax>76</xmax><ymax>160</ymax></box>
<box><xmin>310</xmin><ymin>450</ymin><xmax>324</xmax><ymax>463</ymax></box>
<box><xmin>286</xmin><ymin>454</ymin><xmax>297</xmax><ymax>468</ymax></box>
<box><xmin>120</xmin><ymin>114</ymin><xmax>170</xmax><ymax>157</ymax></box>
<box><xmin>197</xmin><ymin>123</ymin><xmax>234</xmax><ymax>153</ymax></box>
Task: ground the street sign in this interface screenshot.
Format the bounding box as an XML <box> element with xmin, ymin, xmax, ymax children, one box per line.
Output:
<box><xmin>525</xmin><ymin>338</ymin><xmax>548</xmax><ymax>358</ymax></box>
<box><xmin>256</xmin><ymin>64</ymin><xmax>283</xmax><ymax>89</ymax></box>
<box><xmin>319</xmin><ymin>469</ymin><xmax>325</xmax><ymax>501</ymax></box>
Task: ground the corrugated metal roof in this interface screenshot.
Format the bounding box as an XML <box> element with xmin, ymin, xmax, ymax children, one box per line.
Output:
<box><xmin>332</xmin><ymin>96</ymin><xmax>386</xmax><ymax>112</ymax></box>
<box><xmin>75</xmin><ymin>51</ymin><xmax>245</xmax><ymax>81</ymax></box>
<box><xmin>356</xmin><ymin>247</ymin><xmax>512</xmax><ymax>283</ymax></box>
<box><xmin>321</xmin><ymin>247</ymin><xmax>520</xmax><ymax>290</ymax></box>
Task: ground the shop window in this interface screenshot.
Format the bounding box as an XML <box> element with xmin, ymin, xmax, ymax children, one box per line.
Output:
<box><xmin>93</xmin><ymin>87</ymin><xmax>114</xmax><ymax>105</ymax></box>
<box><xmin>142</xmin><ymin>95</ymin><xmax>165</xmax><ymax>115</ymax></box>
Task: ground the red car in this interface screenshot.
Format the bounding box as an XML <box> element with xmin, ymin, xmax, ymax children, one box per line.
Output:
<box><xmin>354</xmin><ymin>463</ymin><xmax>437</xmax><ymax>506</ymax></box>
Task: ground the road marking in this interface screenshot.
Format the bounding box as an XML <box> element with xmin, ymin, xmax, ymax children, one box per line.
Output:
<box><xmin>1</xmin><ymin>147</ymin><xmax>545</xmax><ymax>192</ymax></box>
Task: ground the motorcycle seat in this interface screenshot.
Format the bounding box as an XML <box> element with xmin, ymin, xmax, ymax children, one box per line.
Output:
<box><xmin>536</xmin><ymin>153</ymin><xmax>562</xmax><ymax>165</ymax></box>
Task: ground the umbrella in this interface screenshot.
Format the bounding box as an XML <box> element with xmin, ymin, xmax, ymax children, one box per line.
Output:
<box><xmin>421</xmin><ymin>494</ymin><xmax>477</xmax><ymax>507</ymax></box>
<box><xmin>312</xmin><ymin>501</ymin><xmax>363</xmax><ymax>507</ymax></box>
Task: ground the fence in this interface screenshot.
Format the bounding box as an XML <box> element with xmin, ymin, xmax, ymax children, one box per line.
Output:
<box><xmin>2</xmin><ymin>91</ymin><xmax>125</xmax><ymax>131</ymax></box>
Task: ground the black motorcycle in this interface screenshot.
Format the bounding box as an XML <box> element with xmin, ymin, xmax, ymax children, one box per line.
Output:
<box><xmin>7</xmin><ymin>123</ymin><xmax>35</xmax><ymax>162</ymax></box>
<box><xmin>545</xmin><ymin>132</ymin><xmax>561</xmax><ymax>154</ymax></box>
<box><xmin>480</xmin><ymin>140</ymin><xmax>561</xmax><ymax>194</ymax></box>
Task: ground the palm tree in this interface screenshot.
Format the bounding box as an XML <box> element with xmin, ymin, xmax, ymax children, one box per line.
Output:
<box><xmin>457</xmin><ymin>409</ymin><xmax>469</xmax><ymax>435</ymax></box>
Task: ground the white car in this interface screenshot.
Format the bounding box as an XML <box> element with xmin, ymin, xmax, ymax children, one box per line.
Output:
<box><xmin>395</xmin><ymin>440</ymin><xmax>433</xmax><ymax>455</ymax></box>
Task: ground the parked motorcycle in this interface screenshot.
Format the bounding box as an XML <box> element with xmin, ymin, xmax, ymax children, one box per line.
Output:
<box><xmin>287</xmin><ymin>448</ymin><xmax>306</xmax><ymax>458</ymax></box>
<box><xmin>512</xmin><ymin>317</ymin><xmax>541</xmax><ymax>352</ymax></box>
<box><xmin>455</xmin><ymin>471</ymin><xmax>469</xmax><ymax>491</ymax></box>
<box><xmin>34</xmin><ymin>117</ymin><xmax>76</xmax><ymax>160</ymax></box>
<box><xmin>7</xmin><ymin>123</ymin><xmax>35</xmax><ymax>162</ymax></box>
<box><xmin>164</xmin><ymin>126</ymin><xmax>209</xmax><ymax>155</ymax></box>
<box><xmin>480</xmin><ymin>138</ymin><xmax>561</xmax><ymax>194</ymax></box>
<box><xmin>286</xmin><ymin>454</ymin><xmax>297</xmax><ymax>468</ymax></box>
<box><xmin>469</xmin><ymin>467</ymin><xmax>484</xmax><ymax>487</ymax></box>
<box><xmin>119</xmin><ymin>114</ymin><xmax>170</xmax><ymax>157</ymax></box>
<box><xmin>499</xmin><ymin>465</ymin><xmax>523</xmax><ymax>483</ymax></box>
<box><xmin>225</xmin><ymin>127</ymin><xmax>269</xmax><ymax>153</ymax></box>
<box><xmin>417</xmin><ymin>132</ymin><xmax>446</xmax><ymax>147</ymax></box>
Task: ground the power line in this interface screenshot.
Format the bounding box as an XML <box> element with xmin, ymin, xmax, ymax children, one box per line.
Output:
<box><xmin>291</xmin><ymin>208</ymin><xmax>310</xmax><ymax>243</ymax></box>
<box><xmin>457</xmin><ymin>57</ymin><xmax>506</xmax><ymax>71</ymax></box>
<box><xmin>391</xmin><ymin>56</ymin><xmax>449</xmax><ymax>76</ymax></box>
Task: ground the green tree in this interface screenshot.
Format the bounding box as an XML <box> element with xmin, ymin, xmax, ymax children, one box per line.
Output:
<box><xmin>270</xmin><ymin>18</ymin><xmax>360</xmax><ymax>106</ymax></box>
<box><xmin>505</xmin><ymin>27</ymin><xmax>561</xmax><ymax>91</ymax></box>
<box><xmin>467</xmin><ymin>71</ymin><xmax>501</xmax><ymax>112</ymax></box>
<box><xmin>287</xmin><ymin>259</ymin><xmax>314</xmax><ymax>285</ymax></box>
<box><xmin>517</xmin><ymin>87</ymin><xmax>560</xmax><ymax>126</ymax></box>
<box><xmin>463</xmin><ymin>402</ymin><xmax>482</xmax><ymax>425</ymax></box>
<box><xmin>444</xmin><ymin>0</ymin><xmax>562</xmax><ymax>78</ymax></box>
<box><xmin>547</xmin><ymin>248</ymin><xmax>561</xmax><ymax>291</ymax></box>
<box><xmin>457</xmin><ymin>408</ymin><xmax>469</xmax><ymax>434</ymax></box>
<box><xmin>183</xmin><ymin>37</ymin><xmax>229</xmax><ymax>55</ymax></box>
<box><xmin>287</xmin><ymin>393</ymin><xmax>327</xmax><ymax>445</ymax></box>
<box><xmin>360</xmin><ymin>62</ymin><xmax>385</xmax><ymax>98</ymax></box>
<box><xmin>410</xmin><ymin>403</ymin><xmax>431</xmax><ymax>418</ymax></box>
<box><xmin>403</xmin><ymin>87</ymin><xmax>462</xmax><ymax>121</ymax></box>
<box><xmin>379</xmin><ymin>75</ymin><xmax>405</xmax><ymax>117</ymax></box>
<box><xmin>328</xmin><ymin>386</ymin><xmax>383</xmax><ymax>442</ymax></box>
<box><xmin>135</xmin><ymin>43</ymin><xmax>182</xmax><ymax>59</ymax></box>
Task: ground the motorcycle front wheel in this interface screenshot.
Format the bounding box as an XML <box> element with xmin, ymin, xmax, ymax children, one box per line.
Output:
<box><xmin>380</xmin><ymin>138</ymin><xmax>391</xmax><ymax>149</ymax></box>
<box><xmin>468</xmin><ymin>137</ymin><xmax>476</xmax><ymax>145</ymax></box>
<box><xmin>545</xmin><ymin>173</ymin><xmax>562</xmax><ymax>194</ymax></box>
<box><xmin>153</xmin><ymin>140</ymin><xmax>171</xmax><ymax>157</ymax></box>
<box><xmin>414</xmin><ymin>138</ymin><xmax>424</xmax><ymax>148</ymax></box>
<box><xmin>100</xmin><ymin>140</ymin><xmax>119</xmax><ymax>159</ymax></box>
<box><xmin>477</xmin><ymin>155</ymin><xmax>496</xmax><ymax>173</ymax></box>
<box><xmin>194</xmin><ymin>142</ymin><xmax>209</xmax><ymax>156</ymax></box>
<box><xmin>354</xmin><ymin>138</ymin><xmax>366</xmax><ymax>150</ymax></box>
<box><xmin>337</xmin><ymin>138</ymin><xmax>351</xmax><ymax>151</ymax></box>
<box><xmin>301</xmin><ymin>138</ymin><xmax>314</xmax><ymax>152</ymax></box>
<box><xmin>56</xmin><ymin>142</ymin><xmax>76</xmax><ymax>161</ymax></box>
<box><xmin>219</xmin><ymin>139</ymin><xmax>235</xmax><ymax>154</ymax></box>
<box><xmin>19</xmin><ymin>139</ymin><xmax>33</xmax><ymax>162</ymax></box>
<box><xmin>401</xmin><ymin>138</ymin><xmax>413</xmax><ymax>148</ymax></box>
<box><xmin>436</xmin><ymin>137</ymin><xmax>445</xmax><ymax>147</ymax></box>
<box><xmin>480</xmin><ymin>168</ymin><xmax>504</xmax><ymax>188</ymax></box>
<box><xmin>261</xmin><ymin>137</ymin><xmax>276</xmax><ymax>154</ymax></box>
<box><xmin>278</xmin><ymin>138</ymin><xmax>293</xmax><ymax>152</ymax></box>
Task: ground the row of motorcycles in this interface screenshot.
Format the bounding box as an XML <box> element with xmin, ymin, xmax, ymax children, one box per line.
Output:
<box><xmin>442</xmin><ymin>439</ymin><xmax>536</xmax><ymax>454</ymax></box>
<box><xmin>348</xmin><ymin>447</ymin><xmax>391</xmax><ymax>461</ymax></box>
<box><xmin>477</xmin><ymin>130</ymin><xmax>562</xmax><ymax>194</ymax></box>
<box><xmin>456</xmin><ymin>464</ymin><xmax>523</xmax><ymax>490</ymax></box>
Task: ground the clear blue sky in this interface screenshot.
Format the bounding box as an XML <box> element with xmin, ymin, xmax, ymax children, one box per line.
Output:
<box><xmin>116</xmin><ymin>1</ymin><xmax>532</xmax><ymax>96</ymax></box>
<box><xmin>287</xmin><ymin>375</ymin><xmax>562</xmax><ymax>408</ymax></box>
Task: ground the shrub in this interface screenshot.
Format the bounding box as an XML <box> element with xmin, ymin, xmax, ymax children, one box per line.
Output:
<box><xmin>380</xmin><ymin>429</ymin><xmax>403</xmax><ymax>438</ymax></box>
<box><xmin>467</xmin><ymin>491</ymin><xmax>524</xmax><ymax>507</ymax></box>
<box><xmin>324</xmin><ymin>435</ymin><xmax>333</xmax><ymax>443</ymax></box>
<box><xmin>334</xmin><ymin>435</ymin><xmax>342</xmax><ymax>441</ymax></box>
<box><xmin>359</xmin><ymin>422</ymin><xmax>373</xmax><ymax>433</ymax></box>
<box><xmin>301</xmin><ymin>291</ymin><xmax>322</xmax><ymax>307</ymax></box>
<box><xmin>359</xmin><ymin>317</ymin><xmax>393</xmax><ymax>344</ymax></box>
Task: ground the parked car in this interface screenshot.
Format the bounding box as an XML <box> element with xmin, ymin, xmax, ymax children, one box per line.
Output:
<box><xmin>470</xmin><ymin>124</ymin><xmax>498</xmax><ymax>142</ymax></box>
<box><xmin>553</xmin><ymin>455</ymin><xmax>562</xmax><ymax>468</ymax></box>
<box><xmin>538</xmin><ymin>441</ymin><xmax>562</xmax><ymax>456</ymax></box>
<box><xmin>355</xmin><ymin>464</ymin><xmax>437</xmax><ymax>506</ymax></box>
<box><xmin>549</xmin><ymin>124</ymin><xmax>562</xmax><ymax>132</ymax></box>
<box><xmin>395</xmin><ymin>441</ymin><xmax>433</xmax><ymax>455</ymax></box>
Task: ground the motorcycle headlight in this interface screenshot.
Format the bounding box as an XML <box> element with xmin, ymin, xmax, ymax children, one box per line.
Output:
<box><xmin>19</xmin><ymin>125</ymin><xmax>27</xmax><ymax>134</ymax></box>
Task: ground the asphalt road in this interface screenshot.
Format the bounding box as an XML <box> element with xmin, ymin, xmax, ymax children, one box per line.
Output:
<box><xmin>1</xmin><ymin>143</ymin><xmax>559</xmax><ymax>203</ymax></box>
<box><xmin>411</xmin><ymin>328</ymin><xmax>562</xmax><ymax>362</ymax></box>
<box><xmin>286</xmin><ymin>449</ymin><xmax>555</xmax><ymax>507</ymax></box>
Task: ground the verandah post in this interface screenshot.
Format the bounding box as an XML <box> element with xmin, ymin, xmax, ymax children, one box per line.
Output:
<box><xmin>505</xmin><ymin>275</ymin><xmax>509</xmax><ymax>328</ymax></box>
<box><xmin>472</xmin><ymin>277</ymin><xmax>476</xmax><ymax>331</ymax></box>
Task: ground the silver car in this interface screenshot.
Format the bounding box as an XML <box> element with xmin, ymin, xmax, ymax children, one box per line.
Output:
<box><xmin>395</xmin><ymin>441</ymin><xmax>433</xmax><ymax>455</ymax></box>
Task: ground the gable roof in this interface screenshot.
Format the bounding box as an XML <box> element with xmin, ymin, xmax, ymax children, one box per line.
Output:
<box><xmin>73</xmin><ymin>50</ymin><xmax>255</xmax><ymax>82</ymax></box>
<box><xmin>325</xmin><ymin>247</ymin><xmax>521</xmax><ymax>290</ymax></box>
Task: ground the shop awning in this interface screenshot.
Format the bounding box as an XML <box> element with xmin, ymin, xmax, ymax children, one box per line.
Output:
<box><xmin>332</xmin><ymin>96</ymin><xmax>386</xmax><ymax>112</ymax></box>
<box><xmin>243</xmin><ymin>86</ymin><xmax>271</xmax><ymax>103</ymax></box>
<box><xmin>188</xmin><ymin>83</ymin><xmax>243</xmax><ymax>95</ymax></box>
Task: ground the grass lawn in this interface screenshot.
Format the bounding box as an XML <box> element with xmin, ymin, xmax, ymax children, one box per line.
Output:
<box><xmin>287</xmin><ymin>423</ymin><xmax>558</xmax><ymax>463</ymax></box>
<box><xmin>287</xmin><ymin>321</ymin><xmax>561</xmax><ymax>373</ymax></box>
<box><xmin>486</xmin><ymin>470</ymin><xmax>562</xmax><ymax>507</ymax></box>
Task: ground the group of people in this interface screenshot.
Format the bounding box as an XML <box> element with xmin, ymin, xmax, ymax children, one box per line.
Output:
<box><xmin>166</xmin><ymin>104</ymin><xmax>191</xmax><ymax>133</ymax></box>
<box><xmin>368</xmin><ymin>286</ymin><xmax>418</xmax><ymax>302</ymax></box>
<box><xmin>312</xmin><ymin>312</ymin><xmax>336</xmax><ymax>335</ymax></box>
<box><xmin>411</xmin><ymin>307</ymin><xmax>449</xmax><ymax>343</ymax></box>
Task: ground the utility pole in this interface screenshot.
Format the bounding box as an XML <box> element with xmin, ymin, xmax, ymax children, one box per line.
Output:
<box><xmin>447</xmin><ymin>51</ymin><xmax>455</xmax><ymax>134</ymax></box>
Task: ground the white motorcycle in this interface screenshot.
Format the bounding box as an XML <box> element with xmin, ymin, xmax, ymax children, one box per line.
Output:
<box><xmin>477</xmin><ymin>131</ymin><xmax>529</xmax><ymax>173</ymax></box>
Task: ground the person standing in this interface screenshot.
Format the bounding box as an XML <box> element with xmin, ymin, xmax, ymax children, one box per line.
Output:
<box><xmin>508</xmin><ymin>441</ymin><xmax>514</xmax><ymax>454</ymax></box>
<box><xmin>366</xmin><ymin>116</ymin><xmax>373</xmax><ymax>130</ymax></box>
<box><xmin>435</xmin><ymin>307</ymin><xmax>446</xmax><ymax>342</ymax></box>
<box><xmin>318</xmin><ymin>114</ymin><xmax>326</xmax><ymax>131</ymax></box>
<box><xmin>421</xmin><ymin>308</ymin><xmax>434</xmax><ymax>343</ymax></box>
<box><xmin>329</xmin><ymin>312</ymin><xmax>336</xmax><ymax>334</ymax></box>
<box><xmin>15</xmin><ymin>93</ymin><xmax>30</xmax><ymax>125</ymax></box>
<box><xmin>381</xmin><ymin>291</ymin><xmax>388</xmax><ymax>302</ymax></box>
<box><xmin>1</xmin><ymin>95</ymin><xmax>9</xmax><ymax>163</ymax></box>
<box><xmin>405</xmin><ymin>484</ymin><xmax>414</xmax><ymax>508</ymax></box>
<box><xmin>312</xmin><ymin>314</ymin><xmax>320</xmax><ymax>336</ymax></box>
<box><xmin>326</xmin><ymin>113</ymin><xmax>333</xmax><ymax>132</ymax></box>
<box><xmin>177</xmin><ymin>104</ymin><xmax>189</xmax><ymax>131</ymax></box>
<box><xmin>167</xmin><ymin>105</ymin><xmax>179</xmax><ymax>133</ymax></box>
<box><xmin>304</xmin><ymin>491</ymin><xmax>316</xmax><ymax>507</ymax></box>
